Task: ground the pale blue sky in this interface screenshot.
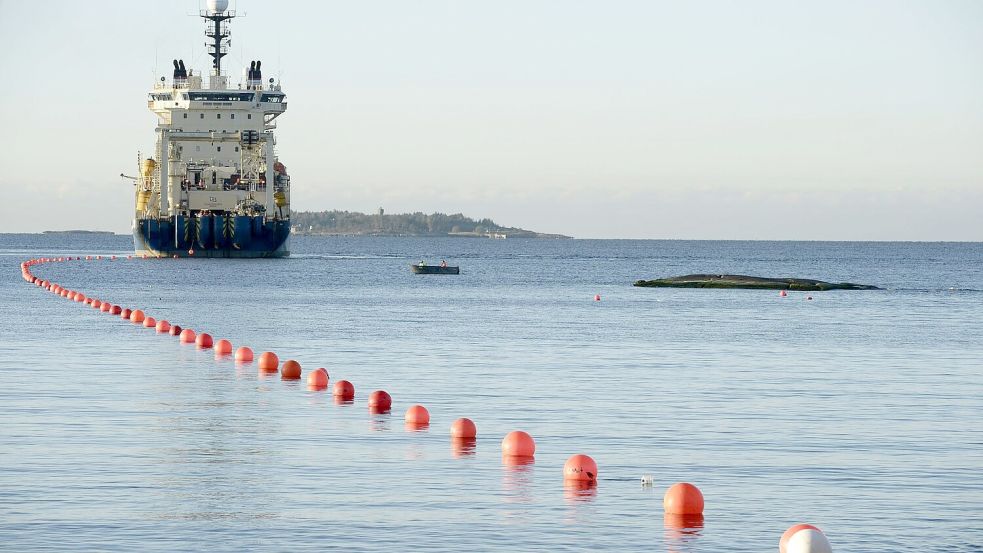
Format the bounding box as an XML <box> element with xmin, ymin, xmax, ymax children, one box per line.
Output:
<box><xmin>0</xmin><ymin>0</ymin><xmax>980</xmax><ymax>239</ymax></box>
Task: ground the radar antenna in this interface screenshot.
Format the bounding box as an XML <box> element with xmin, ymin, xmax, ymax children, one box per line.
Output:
<box><xmin>201</xmin><ymin>2</ymin><xmax>235</xmax><ymax>75</ymax></box>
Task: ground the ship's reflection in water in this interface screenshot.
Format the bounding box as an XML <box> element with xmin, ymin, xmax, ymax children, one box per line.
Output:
<box><xmin>154</xmin><ymin>399</ymin><xmax>278</xmax><ymax>522</ymax></box>
<box><xmin>663</xmin><ymin>513</ymin><xmax>704</xmax><ymax>552</ymax></box>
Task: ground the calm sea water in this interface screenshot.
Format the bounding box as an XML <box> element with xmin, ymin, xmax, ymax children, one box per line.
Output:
<box><xmin>1</xmin><ymin>234</ymin><xmax>981</xmax><ymax>552</ymax></box>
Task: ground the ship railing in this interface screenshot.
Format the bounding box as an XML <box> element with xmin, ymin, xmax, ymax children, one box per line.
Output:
<box><xmin>154</xmin><ymin>81</ymin><xmax>192</xmax><ymax>90</ymax></box>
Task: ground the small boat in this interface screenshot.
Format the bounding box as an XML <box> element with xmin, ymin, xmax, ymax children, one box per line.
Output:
<box><xmin>411</xmin><ymin>264</ymin><xmax>460</xmax><ymax>275</ymax></box>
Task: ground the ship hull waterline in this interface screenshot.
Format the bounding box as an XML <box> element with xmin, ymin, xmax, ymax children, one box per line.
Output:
<box><xmin>134</xmin><ymin>215</ymin><xmax>290</xmax><ymax>258</ymax></box>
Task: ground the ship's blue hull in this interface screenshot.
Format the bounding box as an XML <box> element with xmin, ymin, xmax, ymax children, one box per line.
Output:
<box><xmin>134</xmin><ymin>215</ymin><xmax>290</xmax><ymax>258</ymax></box>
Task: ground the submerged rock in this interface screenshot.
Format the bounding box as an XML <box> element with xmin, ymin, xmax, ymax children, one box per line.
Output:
<box><xmin>632</xmin><ymin>274</ymin><xmax>880</xmax><ymax>291</ymax></box>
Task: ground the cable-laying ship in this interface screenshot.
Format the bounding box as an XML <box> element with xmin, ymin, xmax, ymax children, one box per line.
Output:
<box><xmin>132</xmin><ymin>0</ymin><xmax>290</xmax><ymax>257</ymax></box>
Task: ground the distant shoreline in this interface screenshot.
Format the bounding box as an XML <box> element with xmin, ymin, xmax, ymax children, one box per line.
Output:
<box><xmin>290</xmin><ymin>209</ymin><xmax>571</xmax><ymax>239</ymax></box>
<box><xmin>291</xmin><ymin>230</ymin><xmax>571</xmax><ymax>239</ymax></box>
<box><xmin>42</xmin><ymin>230</ymin><xmax>116</xmax><ymax>235</ymax></box>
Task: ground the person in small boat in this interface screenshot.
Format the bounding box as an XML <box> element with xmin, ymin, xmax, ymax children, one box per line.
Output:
<box><xmin>439</xmin><ymin>260</ymin><xmax>447</xmax><ymax>268</ymax></box>
<box><xmin>418</xmin><ymin>261</ymin><xmax>426</xmax><ymax>267</ymax></box>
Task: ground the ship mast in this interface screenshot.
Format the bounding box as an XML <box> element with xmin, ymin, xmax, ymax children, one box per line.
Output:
<box><xmin>202</xmin><ymin>0</ymin><xmax>235</xmax><ymax>76</ymax></box>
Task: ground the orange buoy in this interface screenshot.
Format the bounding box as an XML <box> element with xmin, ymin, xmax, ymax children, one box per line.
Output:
<box><xmin>404</xmin><ymin>404</ymin><xmax>430</xmax><ymax>425</ymax></box>
<box><xmin>172</xmin><ymin>254</ymin><xmax>178</xmax><ymax>259</ymax></box>
<box><xmin>501</xmin><ymin>430</ymin><xmax>536</xmax><ymax>457</ymax></box>
<box><xmin>101</xmin><ymin>303</ymin><xmax>112</xmax><ymax>312</ymax></box>
<box><xmin>234</xmin><ymin>346</ymin><xmax>254</xmax><ymax>362</ymax></box>
<box><xmin>663</xmin><ymin>482</ymin><xmax>704</xmax><ymax>515</ymax></box>
<box><xmin>214</xmin><ymin>339</ymin><xmax>233</xmax><ymax>356</ymax></box>
<box><xmin>169</xmin><ymin>324</ymin><xmax>182</xmax><ymax>336</ymax></box>
<box><xmin>307</xmin><ymin>368</ymin><xmax>328</xmax><ymax>389</ymax></box>
<box><xmin>130</xmin><ymin>309</ymin><xmax>145</xmax><ymax>323</ymax></box>
<box><xmin>780</xmin><ymin>289</ymin><xmax>788</xmax><ymax>297</ymax></box>
<box><xmin>594</xmin><ymin>294</ymin><xmax>601</xmax><ymax>301</ymax></box>
<box><xmin>188</xmin><ymin>249</ymin><xmax>194</xmax><ymax>256</ymax></box>
<box><xmin>111</xmin><ymin>255</ymin><xmax>117</xmax><ymax>260</ymax></box>
<box><xmin>450</xmin><ymin>417</ymin><xmax>477</xmax><ymax>438</ymax></box>
<box><xmin>91</xmin><ymin>299</ymin><xmax>102</xmax><ymax>308</ymax></box>
<box><xmin>179</xmin><ymin>328</ymin><xmax>196</xmax><ymax>343</ymax></box>
<box><xmin>156</xmin><ymin>320</ymin><xmax>171</xmax><ymax>333</ymax></box>
<box><xmin>74</xmin><ymin>293</ymin><xmax>86</xmax><ymax>303</ymax></box>
<box><xmin>110</xmin><ymin>305</ymin><xmax>122</xmax><ymax>315</ymax></box>
<box><xmin>143</xmin><ymin>316</ymin><xmax>156</xmax><ymax>328</ymax></box>
<box><xmin>333</xmin><ymin>379</ymin><xmax>355</xmax><ymax>399</ymax></box>
<box><xmin>196</xmin><ymin>333</ymin><xmax>213</xmax><ymax>348</ymax></box>
<box><xmin>257</xmin><ymin>351</ymin><xmax>279</xmax><ymax>372</ymax></box>
<box><xmin>281</xmin><ymin>359</ymin><xmax>302</xmax><ymax>379</ymax></box>
<box><xmin>120</xmin><ymin>308</ymin><xmax>132</xmax><ymax>320</ymax></box>
<box><xmin>368</xmin><ymin>390</ymin><xmax>392</xmax><ymax>412</ymax></box>
<box><xmin>563</xmin><ymin>454</ymin><xmax>598</xmax><ymax>482</ymax></box>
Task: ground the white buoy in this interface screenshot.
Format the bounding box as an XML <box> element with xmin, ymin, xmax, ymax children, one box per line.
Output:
<box><xmin>640</xmin><ymin>474</ymin><xmax>654</xmax><ymax>486</ymax></box>
<box><xmin>785</xmin><ymin>529</ymin><xmax>832</xmax><ymax>553</ymax></box>
<box><xmin>207</xmin><ymin>0</ymin><xmax>229</xmax><ymax>13</ymax></box>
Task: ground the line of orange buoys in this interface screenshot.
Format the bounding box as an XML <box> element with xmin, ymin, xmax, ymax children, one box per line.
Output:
<box><xmin>19</xmin><ymin>255</ymin><xmax>835</xmax><ymax>551</ymax></box>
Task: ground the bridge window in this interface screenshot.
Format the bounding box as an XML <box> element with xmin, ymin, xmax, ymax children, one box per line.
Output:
<box><xmin>188</xmin><ymin>92</ymin><xmax>255</xmax><ymax>102</ymax></box>
<box><xmin>217</xmin><ymin>114</ymin><xmax>222</xmax><ymax>119</ymax></box>
<box><xmin>200</xmin><ymin>113</ymin><xmax>204</xmax><ymax>119</ymax></box>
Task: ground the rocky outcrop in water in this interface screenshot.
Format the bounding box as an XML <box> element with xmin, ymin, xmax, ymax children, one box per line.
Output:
<box><xmin>633</xmin><ymin>274</ymin><xmax>880</xmax><ymax>291</ymax></box>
